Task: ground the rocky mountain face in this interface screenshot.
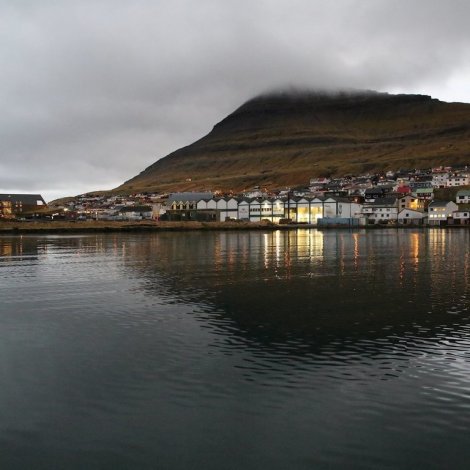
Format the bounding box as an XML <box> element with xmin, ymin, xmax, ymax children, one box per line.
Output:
<box><xmin>117</xmin><ymin>90</ymin><xmax>470</xmax><ymax>193</ymax></box>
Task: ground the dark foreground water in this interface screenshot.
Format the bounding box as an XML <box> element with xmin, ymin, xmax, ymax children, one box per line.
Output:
<box><xmin>1</xmin><ymin>229</ymin><xmax>470</xmax><ymax>469</ymax></box>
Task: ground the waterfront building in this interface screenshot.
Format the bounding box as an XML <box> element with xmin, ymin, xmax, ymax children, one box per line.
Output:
<box><xmin>162</xmin><ymin>192</ymin><xmax>365</xmax><ymax>225</ymax></box>
<box><xmin>361</xmin><ymin>196</ymin><xmax>423</xmax><ymax>224</ymax></box>
<box><xmin>0</xmin><ymin>194</ymin><xmax>47</xmax><ymax>214</ymax></box>
<box><xmin>361</xmin><ymin>197</ymin><xmax>400</xmax><ymax>224</ymax></box>
<box><xmin>451</xmin><ymin>209</ymin><xmax>470</xmax><ymax>225</ymax></box>
<box><xmin>0</xmin><ymin>200</ymin><xmax>12</xmax><ymax>218</ymax></box>
<box><xmin>166</xmin><ymin>192</ymin><xmax>213</xmax><ymax>221</ymax></box>
<box><xmin>428</xmin><ymin>201</ymin><xmax>458</xmax><ymax>226</ymax></box>
<box><xmin>397</xmin><ymin>209</ymin><xmax>426</xmax><ymax>226</ymax></box>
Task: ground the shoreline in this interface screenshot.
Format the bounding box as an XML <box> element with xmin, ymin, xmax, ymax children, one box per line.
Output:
<box><xmin>0</xmin><ymin>220</ymin><xmax>303</xmax><ymax>234</ymax></box>
<box><xmin>0</xmin><ymin>220</ymin><xmax>468</xmax><ymax>234</ymax></box>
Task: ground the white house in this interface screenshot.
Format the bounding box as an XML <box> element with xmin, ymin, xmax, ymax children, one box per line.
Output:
<box><xmin>338</xmin><ymin>200</ymin><xmax>363</xmax><ymax>218</ymax></box>
<box><xmin>195</xmin><ymin>197</ymin><xmax>239</xmax><ymax>221</ymax></box>
<box><xmin>361</xmin><ymin>197</ymin><xmax>399</xmax><ymax>224</ymax></box>
<box><xmin>295</xmin><ymin>198</ymin><xmax>311</xmax><ymax>223</ymax></box>
<box><xmin>322</xmin><ymin>197</ymin><xmax>338</xmax><ymax>218</ymax></box>
<box><xmin>456</xmin><ymin>190</ymin><xmax>470</xmax><ymax>204</ymax></box>
<box><xmin>247</xmin><ymin>199</ymin><xmax>262</xmax><ymax>222</ymax></box>
<box><xmin>241</xmin><ymin>198</ymin><xmax>284</xmax><ymax>223</ymax></box>
<box><xmin>238</xmin><ymin>199</ymin><xmax>250</xmax><ymax>220</ymax></box>
<box><xmin>447</xmin><ymin>175</ymin><xmax>470</xmax><ymax>187</ymax></box>
<box><xmin>309</xmin><ymin>198</ymin><xmax>324</xmax><ymax>223</ymax></box>
<box><xmin>432</xmin><ymin>172</ymin><xmax>450</xmax><ymax>188</ymax></box>
<box><xmin>268</xmin><ymin>199</ymin><xmax>285</xmax><ymax>223</ymax></box>
<box><xmin>452</xmin><ymin>210</ymin><xmax>470</xmax><ymax>225</ymax></box>
<box><xmin>397</xmin><ymin>209</ymin><xmax>426</xmax><ymax>225</ymax></box>
<box><xmin>216</xmin><ymin>198</ymin><xmax>239</xmax><ymax>221</ymax></box>
<box><xmin>361</xmin><ymin>196</ymin><xmax>418</xmax><ymax>224</ymax></box>
<box><xmin>428</xmin><ymin>201</ymin><xmax>458</xmax><ymax>225</ymax></box>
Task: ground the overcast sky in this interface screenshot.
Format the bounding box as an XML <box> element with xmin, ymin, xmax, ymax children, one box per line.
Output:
<box><xmin>2</xmin><ymin>0</ymin><xmax>470</xmax><ymax>201</ymax></box>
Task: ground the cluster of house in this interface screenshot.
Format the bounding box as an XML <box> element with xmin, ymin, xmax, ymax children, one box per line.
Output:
<box><xmin>134</xmin><ymin>165</ymin><xmax>470</xmax><ymax>226</ymax></box>
<box><xmin>165</xmin><ymin>189</ymin><xmax>470</xmax><ymax>226</ymax></box>
<box><xmin>1</xmin><ymin>165</ymin><xmax>469</xmax><ymax>226</ymax></box>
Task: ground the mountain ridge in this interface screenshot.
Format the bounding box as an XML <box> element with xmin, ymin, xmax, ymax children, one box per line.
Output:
<box><xmin>117</xmin><ymin>90</ymin><xmax>470</xmax><ymax>193</ymax></box>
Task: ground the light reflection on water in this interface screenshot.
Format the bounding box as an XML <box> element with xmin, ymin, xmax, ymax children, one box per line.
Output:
<box><xmin>0</xmin><ymin>229</ymin><xmax>470</xmax><ymax>469</ymax></box>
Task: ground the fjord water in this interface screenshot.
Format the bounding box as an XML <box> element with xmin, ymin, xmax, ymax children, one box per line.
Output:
<box><xmin>1</xmin><ymin>229</ymin><xmax>470</xmax><ymax>469</ymax></box>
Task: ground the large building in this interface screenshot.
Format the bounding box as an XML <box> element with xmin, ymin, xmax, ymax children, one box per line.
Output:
<box><xmin>0</xmin><ymin>194</ymin><xmax>47</xmax><ymax>215</ymax></box>
<box><xmin>0</xmin><ymin>200</ymin><xmax>12</xmax><ymax>218</ymax></box>
<box><xmin>165</xmin><ymin>193</ymin><xmax>364</xmax><ymax>225</ymax></box>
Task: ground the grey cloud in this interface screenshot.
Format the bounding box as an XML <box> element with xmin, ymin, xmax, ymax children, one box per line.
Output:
<box><xmin>1</xmin><ymin>0</ymin><xmax>470</xmax><ymax>200</ymax></box>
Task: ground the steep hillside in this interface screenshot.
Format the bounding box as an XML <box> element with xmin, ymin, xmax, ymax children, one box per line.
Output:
<box><xmin>118</xmin><ymin>90</ymin><xmax>470</xmax><ymax>193</ymax></box>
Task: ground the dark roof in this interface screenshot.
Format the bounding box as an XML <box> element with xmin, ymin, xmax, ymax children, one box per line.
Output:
<box><xmin>429</xmin><ymin>201</ymin><xmax>455</xmax><ymax>208</ymax></box>
<box><xmin>167</xmin><ymin>192</ymin><xmax>213</xmax><ymax>203</ymax></box>
<box><xmin>364</xmin><ymin>187</ymin><xmax>387</xmax><ymax>195</ymax></box>
<box><xmin>332</xmin><ymin>197</ymin><xmax>354</xmax><ymax>203</ymax></box>
<box><xmin>415</xmin><ymin>175</ymin><xmax>433</xmax><ymax>181</ymax></box>
<box><xmin>366</xmin><ymin>197</ymin><xmax>398</xmax><ymax>206</ymax></box>
<box><xmin>0</xmin><ymin>194</ymin><xmax>46</xmax><ymax>205</ymax></box>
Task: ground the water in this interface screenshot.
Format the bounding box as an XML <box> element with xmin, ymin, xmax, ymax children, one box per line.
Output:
<box><xmin>0</xmin><ymin>229</ymin><xmax>470</xmax><ymax>469</ymax></box>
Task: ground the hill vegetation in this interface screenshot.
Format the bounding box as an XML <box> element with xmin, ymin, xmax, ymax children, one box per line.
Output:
<box><xmin>117</xmin><ymin>90</ymin><xmax>470</xmax><ymax>193</ymax></box>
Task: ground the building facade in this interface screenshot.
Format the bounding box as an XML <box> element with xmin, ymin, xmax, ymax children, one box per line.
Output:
<box><xmin>165</xmin><ymin>194</ymin><xmax>365</xmax><ymax>224</ymax></box>
<box><xmin>0</xmin><ymin>194</ymin><xmax>46</xmax><ymax>215</ymax></box>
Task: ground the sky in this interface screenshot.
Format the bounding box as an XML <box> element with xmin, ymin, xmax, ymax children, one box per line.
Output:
<box><xmin>2</xmin><ymin>0</ymin><xmax>470</xmax><ymax>202</ymax></box>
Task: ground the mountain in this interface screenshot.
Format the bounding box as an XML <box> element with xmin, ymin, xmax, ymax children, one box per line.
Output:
<box><xmin>117</xmin><ymin>90</ymin><xmax>470</xmax><ymax>193</ymax></box>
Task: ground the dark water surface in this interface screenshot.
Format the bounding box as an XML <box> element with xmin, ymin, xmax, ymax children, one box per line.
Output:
<box><xmin>1</xmin><ymin>229</ymin><xmax>470</xmax><ymax>469</ymax></box>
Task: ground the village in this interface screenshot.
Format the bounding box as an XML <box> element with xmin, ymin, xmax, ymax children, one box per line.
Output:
<box><xmin>1</xmin><ymin>165</ymin><xmax>470</xmax><ymax>227</ymax></box>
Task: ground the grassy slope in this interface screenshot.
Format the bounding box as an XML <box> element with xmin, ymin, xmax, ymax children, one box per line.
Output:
<box><xmin>117</xmin><ymin>91</ymin><xmax>470</xmax><ymax>193</ymax></box>
<box><xmin>434</xmin><ymin>185</ymin><xmax>470</xmax><ymax>201</ymax></box>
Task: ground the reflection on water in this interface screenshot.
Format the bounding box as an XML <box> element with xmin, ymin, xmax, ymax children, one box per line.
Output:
<box><xmin>0</xmin><ymin>229</ymin><xmax>470</xmax><ymax>469</ymax></box>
